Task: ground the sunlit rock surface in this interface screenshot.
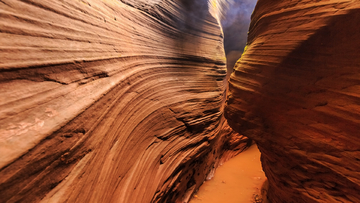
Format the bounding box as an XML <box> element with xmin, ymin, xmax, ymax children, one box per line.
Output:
<box><xmin>0</xmin><ymin>0</ymin><xmax>250</xmax><ymax>202</ymax></box>
<box><xmin>225</xmin><ymin>0</ymin><xmax>360</xmax><ymax>202</ymax></box>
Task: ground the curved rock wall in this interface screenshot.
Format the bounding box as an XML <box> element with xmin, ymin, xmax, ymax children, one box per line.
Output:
<box><xmin>225</xmin><ymin>0</ymin><xmax>360</xmax><ymax>202</ymax></box>
<box><xmin>0</xmin><ymin>0</ymin><xmax>249</xmax><ymax>202</ymax></box>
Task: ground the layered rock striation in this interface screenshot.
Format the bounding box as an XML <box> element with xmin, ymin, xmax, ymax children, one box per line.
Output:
<box><xmin>225</xmin><ymin>0</ymin><xmax>360</xmax><ymax>202</ymax></box>
<box><xmin>0</xmin><ymin>0</ymin><xmax>249</xmax><ymax>202</ymax></box>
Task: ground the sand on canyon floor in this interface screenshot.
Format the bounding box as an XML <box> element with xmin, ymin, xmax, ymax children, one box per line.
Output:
<box><xmin>190</xmin><ymin>144</ymin><xmax>267</xmax><ymax>203</ymax></box>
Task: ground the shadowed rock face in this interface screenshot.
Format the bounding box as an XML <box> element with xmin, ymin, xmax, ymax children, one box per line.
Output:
<box><xmin>0</xmin><ymin>0</ymin><xmax>250</xmax><ymax>202</ymax></box>
<box><xmin>225</xmin><ymin>0</ymin><xmax>360</xmax><ymax>202</ymax></box>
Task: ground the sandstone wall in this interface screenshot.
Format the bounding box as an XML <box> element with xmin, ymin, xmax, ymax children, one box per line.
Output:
<box><xmin>0</xmin><ymin>0</ymin><xmax>249</xmax><ymax>202</ymax></box>
<box><xmin>225</xmin><ymin>0</ymin><xmax>360</xmax><ymax>202</ymax></box>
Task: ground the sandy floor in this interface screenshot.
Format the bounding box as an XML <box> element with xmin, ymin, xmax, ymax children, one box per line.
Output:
<box><xmin>189</xmin><ymin>144</ymin><xmax>266</xmax><ymax>203</ymax></box>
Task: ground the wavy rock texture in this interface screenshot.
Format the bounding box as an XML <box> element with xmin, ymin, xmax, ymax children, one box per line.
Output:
<box><xmin>0</xmin><ymin>0</ymin><xmax>250</xmax><ymax>202</ymax></box>
<box><xmin>225</xmin><ymin>0</ymin><xmax>360</xmax><ymax>202</ymax></box>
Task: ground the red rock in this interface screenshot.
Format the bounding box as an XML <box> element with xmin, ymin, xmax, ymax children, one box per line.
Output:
<box><xmin>225</xmin><ymin>0</ymin><xmax>360</xmax><ymax>202</ymax></box>
<box><xmin>0</xmin><ymin>0</ymin><xmax>249</xmax><ymax>202</ymax></box>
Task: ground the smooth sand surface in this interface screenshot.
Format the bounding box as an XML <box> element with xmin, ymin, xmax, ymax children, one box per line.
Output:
<box><xmin>190</xmin><ymin>144</ymin><xmax>266</xmax><ymax>203</ymax></box>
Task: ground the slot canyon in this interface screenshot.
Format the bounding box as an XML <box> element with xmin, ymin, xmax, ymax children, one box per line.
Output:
<box><xmin>0</xmin><ymin>0</ymin><xmax>359</xmax><ymax>203</ymax></box>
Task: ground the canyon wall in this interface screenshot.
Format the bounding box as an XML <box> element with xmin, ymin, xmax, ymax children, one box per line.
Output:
<box><xmin>0</xmin><ymin>0</ymin><xmax>249</xmax><ymax>202</ymax></box>
<box><xmin>225</xmin><ymin>0</ymin><xmax>360</xmax><ymax>202</ymax></box>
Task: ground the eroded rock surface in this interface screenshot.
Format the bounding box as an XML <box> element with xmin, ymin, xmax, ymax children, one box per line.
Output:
<box><xmin>225</xmin><ymin>0</ymin><xmax>360</xmax><ymax>202</ymax></box>
<box><xmin>0</xmin><ymin>0</ymin><xmax>249</xmax><ymax>202</ymax></box>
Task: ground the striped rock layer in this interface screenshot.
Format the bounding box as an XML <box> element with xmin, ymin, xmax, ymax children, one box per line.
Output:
<box><xmin>0</xmin><ymin>0</ymin><xmax>249</xmax><ymax>202</ymax></box>
<box><xmin>225</xmin><ymin>0</ymin><xmax>360</xmax><ymax>202</ymax></box>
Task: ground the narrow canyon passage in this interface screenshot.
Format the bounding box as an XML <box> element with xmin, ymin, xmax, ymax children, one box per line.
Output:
<box><xmin>0</xmin><ymin>0</ymin><xmax>254</xmax><ymax>202</ymax></box>
<box><xmin>190</xmin><ymin>144</ymin><xmax>266</xmax><ymax>203</ymax></box>
<box><xmin>1</xmin><ymin>0</ymin><xmax>360</xmax><ymax>202</ymax></box>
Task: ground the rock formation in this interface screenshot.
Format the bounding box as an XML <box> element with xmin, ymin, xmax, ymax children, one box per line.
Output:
<box><xmin>0</xmin><ymin>0</ymin><xmax>250</xmax><ymax>202</ymax></box>
<box><xmin>225</xmin><ymin>0</ymin><xmax>360</xmax><ymax>202</ymax></box>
